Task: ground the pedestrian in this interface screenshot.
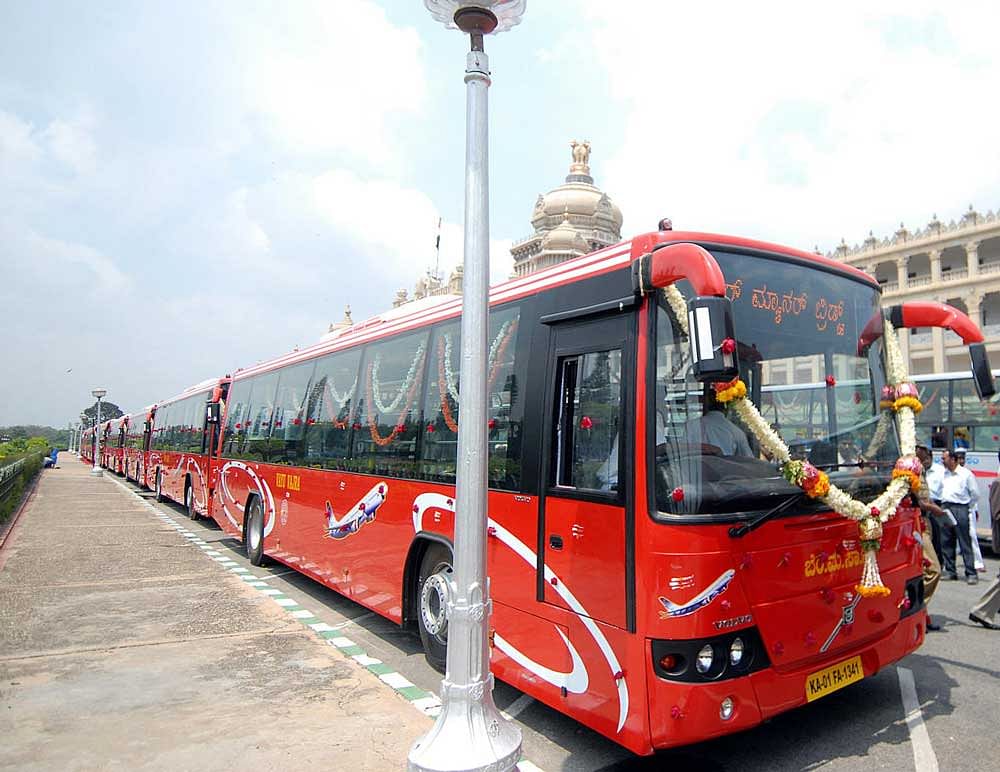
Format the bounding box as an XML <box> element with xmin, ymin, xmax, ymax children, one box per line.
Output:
<box><xmin>955</xmin><ymin>450</ymin><xmax>986</xmax><ymax>572</ymax></box>
<box><xmin>914</xmin><ymin>444</ymin><xmax>946</xmax><ymax>630</ymax></box>
<box><xmin>938</xmin><ymin>449</ymin><xmax>980</xmax><ymax>584</ymax></box>
<box><xmin>923</xmin><ymin>447</ymin><xmax>947</xmax><ymax>571</ymax></box>
<box><xmin>970</xmin><ymin>453</ymin><xmax>1000</xmax><ymax>631</ymax></box>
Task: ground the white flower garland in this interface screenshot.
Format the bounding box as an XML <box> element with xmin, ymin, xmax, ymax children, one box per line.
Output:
<box><xmin>441</xmin><ymin>320</ymin><xmax>515</xmax><ymax>405</ymax></box>
<box><xmin>327</xmin><ymin>376</ymin><xmax>358</xmax><ymax>410</ymax></box>
<box><xmin>371</xmin><ymin>341</ymin><xmax>427</xmax><ymax>415</ymax></box>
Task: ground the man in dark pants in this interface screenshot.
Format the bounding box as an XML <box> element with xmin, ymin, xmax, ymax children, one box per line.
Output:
<box><xmin>938</xmin><ymin>449</ymin><xmax>980</xmax><ymax>584</ymax></box>
<box><xmin>914</xmin><ymin>444</ymin><xmax>947</xmax><ymax>630</ymax></box>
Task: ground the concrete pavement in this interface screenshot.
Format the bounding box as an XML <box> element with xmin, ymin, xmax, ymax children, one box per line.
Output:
<box><xmin>0</xmin><ymin>454</ymin><xmax>431</xmax><ymax>771</ymax></box>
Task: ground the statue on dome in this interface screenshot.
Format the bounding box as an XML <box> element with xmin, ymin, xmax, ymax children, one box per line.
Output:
<box><xmin>570</xmin><ymin>139</ymin><xmax>591</xmax><ymax>167</ymax></box>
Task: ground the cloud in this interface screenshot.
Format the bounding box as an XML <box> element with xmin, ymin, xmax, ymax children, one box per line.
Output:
<box><xmin>0</xmin><ymin>217</ymin><xmax>129</xmax><ymax>294</ymax></box>
<box><xmin>313</xmin><ymin>167</ymin><xmax>514</xmax><ymax>289</ymax></box>
<box><xmin>245</xmin><ymin>0</ymin><xmax>426</xmax><ymax>164</ymax></box>
<box><xmin>576</xmin><ymin>1</ymin><xmax>1000</xmax><ymax>250</ymax></box>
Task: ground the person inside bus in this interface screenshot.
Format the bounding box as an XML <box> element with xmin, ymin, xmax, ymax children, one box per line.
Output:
<box><xmin>685</xmin><ymin>387</ymin><xmax>753</xmax><ymax>457</ymax></box>
<box><xmin>938</xmin><ymin>448</ymin><xmax>980</xmax><ymax>584</ymax></box>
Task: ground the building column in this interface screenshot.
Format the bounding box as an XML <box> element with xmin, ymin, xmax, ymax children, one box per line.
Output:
<box><xmin>929</xmin><ymin>249</ymin><xmax>941</xmax><ymax>282</ymax></box>
<box><xmin>966</xmin><ymin>240</ymin><xmax>980</xmax><ymax>278</ymax></box>
<box><xmin>967</xmin><ymin>289</ymin><xmax>983</xmax><ymax>327</ymax></box>
<box><xmin>895</xmin><ymin>256</ymin><xmax>908</xmax><ymax>290</ymax></box>
<box><xmin>931</xmin><ymin>293</ymin><xmax>945</xmax><ymax>371</ymax></box>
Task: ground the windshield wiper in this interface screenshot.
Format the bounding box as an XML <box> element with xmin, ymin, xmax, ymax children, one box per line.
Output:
<box><xmin>728</xmin><ymin>492</ymin><xmax>807</xmax><ymax>538</ymax></box>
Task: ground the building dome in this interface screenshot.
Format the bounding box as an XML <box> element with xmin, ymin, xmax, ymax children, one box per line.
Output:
<box><xmin>541</xmin><ymin>212</ymin><xmax>591</xmax><ymax>254</ymax></box>
<box><xmin>511</xmin><ymin>140</ymin><xmax>624</xmax><ymax>277</ymax></box>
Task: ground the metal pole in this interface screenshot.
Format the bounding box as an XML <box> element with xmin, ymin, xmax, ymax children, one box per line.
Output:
<box><xmin>67</xmin><ymin>422</ymin><xmax>73</xmax><ymax>454</ymax></box>
<box><xmin>91</xmin><ymin>399</ymin><xmax>103</xmax><ymax>477</ymax></box>
<box><xmin>408</xmin><ymin>33</ymin><xmax>521</xmax><ymax>772</ymax></box>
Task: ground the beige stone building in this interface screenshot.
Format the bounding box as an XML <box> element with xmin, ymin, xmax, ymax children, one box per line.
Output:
<box><xmin>830</xmin><ymin>205</ymin><xmax>1000</xmax><ymax>374</ymax></box>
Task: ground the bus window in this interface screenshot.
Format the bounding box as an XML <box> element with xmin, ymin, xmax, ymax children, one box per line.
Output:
<box><xmin>353</xmin><ymin>329</ymin><xmax>430</xmax><ymax>478</ymax></box>
<box><xmin>554</xmin><ymin>348</ymin><xmax>622</xmax><ymax>492</ymax></box>
<box><xmin>420</xmin><ymin>304</ymin><xmax>522</xmax><ymax>489</ymax></box>
<box><xmin>268</xmin><ymin>360</ymin><xmax>315</xmax><ymax>465</ymax></box>
<box><xmin>303</xmin><ymin>346</ymin><xmax>363</xmax><ymax>470</ymax></box>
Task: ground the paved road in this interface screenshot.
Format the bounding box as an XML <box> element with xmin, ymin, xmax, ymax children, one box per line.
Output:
<box><xmin>15</xmin><ymin>462</ymin><xmax>1000</xmax><ymax>771</ymax></box>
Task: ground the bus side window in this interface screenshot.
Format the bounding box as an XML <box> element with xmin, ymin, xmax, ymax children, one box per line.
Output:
<box><xmin>553</xmin><ymin>349</ymin><xmax>622</xmax><ymax>492</ymax></box>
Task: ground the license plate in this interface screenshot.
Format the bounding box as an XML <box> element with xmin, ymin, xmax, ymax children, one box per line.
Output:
<box><xmin>805</xmin><ymin>655</ymin><xmax>864</xmax><ymax>702</ymax></box>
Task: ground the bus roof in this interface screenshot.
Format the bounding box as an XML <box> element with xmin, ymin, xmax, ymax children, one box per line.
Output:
<box><xmin>231</xmin><ymin>230</ymin><xmax>879</xmax><ymax>381</ymax></box>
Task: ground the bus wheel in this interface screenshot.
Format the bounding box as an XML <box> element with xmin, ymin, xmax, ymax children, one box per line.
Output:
<box><xmin>155</xmin><ymin>472</ymin><xmax>164</xmax><ymax>503</ymax></box>
<box><xmin>245</xmin><ymin>497</ymin><xmax>265</xmax><ymax>566</ymax></box>
<box><xmin>417</xmin><ymin>544</ymin><xmax>453</xmax><ymax>672</ymax></box>
<box><xmin>185</xmin><ymin>484</ymin><xmax>198</xmax><ymax>521</ymax></box>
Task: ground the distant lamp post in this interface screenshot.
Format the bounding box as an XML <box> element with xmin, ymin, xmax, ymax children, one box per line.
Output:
<box><xmin>91</xmin><ymin>388</ymin><xmax>107</xmax><ymax>476</ymax></box>
<box><xmin>409</xmin><ymin>3</ymin><xmax>525</xmax><ymax>772</ymax></box>
<box><xmin>67</xmin><ymin>422</ymin><xmax>75</xmax><ymax>454</ymax></box>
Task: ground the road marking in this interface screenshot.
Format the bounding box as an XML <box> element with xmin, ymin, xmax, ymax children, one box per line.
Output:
<box><xmin>502</xmin><ymin>693</ymin><xmax>535</xmax><ymax>720</ymax></box>
<box><xmin>898</xmin><ymin>667</ymin><xmax>939</xmax><ymax>772</ymax></box>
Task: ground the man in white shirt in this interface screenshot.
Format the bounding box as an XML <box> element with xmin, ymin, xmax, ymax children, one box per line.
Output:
<box><xmin>685</xmin><ymin>398</ymin><xmax>753</xmax><ymax>457</ymax></box>
<box><xmin>938</xmin><ymin>449</ymin><xmax>980</xmax><ymax>584</ymax></box>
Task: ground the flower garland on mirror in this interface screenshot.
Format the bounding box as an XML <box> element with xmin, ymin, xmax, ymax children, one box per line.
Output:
<box><xmin>664</xmin><ymin>285</ymin><xmax>922</xmax><ymax>597</ymax></box>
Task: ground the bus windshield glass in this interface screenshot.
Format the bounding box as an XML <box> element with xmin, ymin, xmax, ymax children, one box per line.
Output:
<box><xmin>653</xmin><ymin>249</ymin><xmax>898</xmax><ymax>518</ymax></box>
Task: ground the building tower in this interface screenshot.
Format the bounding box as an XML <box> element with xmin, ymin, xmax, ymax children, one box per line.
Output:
<box><xmin>509</xmin><ymin>140</ymin><xmax>623</xmax><ymax>277</ymax></box>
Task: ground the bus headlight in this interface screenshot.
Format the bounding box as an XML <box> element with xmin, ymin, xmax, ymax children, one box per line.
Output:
<box><xmin>729</xmin><ymin>637</ymin><xmax>744</xmax><ymax>667</ymax></box>
<box><xmin>696</xmin><ymin>644</ymin><xmax>714</xmax><ymax>674</ymax></box>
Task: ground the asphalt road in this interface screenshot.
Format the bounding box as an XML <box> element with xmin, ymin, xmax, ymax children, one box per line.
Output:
<box><xmin>126</xmin><ymin>478</ymin><xmax>1000</xmax><ymax>772</ymax></box>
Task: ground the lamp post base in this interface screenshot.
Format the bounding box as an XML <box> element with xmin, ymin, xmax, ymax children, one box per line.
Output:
<box><xmin>90</xmin><ymin>467</ymin><xmax>103</xmax><ymax>477</ymax></box>
<box><xmin>407</xmin><ymin>675</ymin><xmax>521</xmax><ymax>772</ymax></box>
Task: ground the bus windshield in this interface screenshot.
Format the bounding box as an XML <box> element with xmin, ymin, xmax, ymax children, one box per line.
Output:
<box><xmin>653</xmin><ymin>248</ymin><xmax>899</xmax><ymax>518</ymax></box>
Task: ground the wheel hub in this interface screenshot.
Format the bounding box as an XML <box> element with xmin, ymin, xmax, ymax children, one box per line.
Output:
<box><xmin>421</xmin><ymin>571</ymin><xmax>452</xmax><ymax>637</ymax></box>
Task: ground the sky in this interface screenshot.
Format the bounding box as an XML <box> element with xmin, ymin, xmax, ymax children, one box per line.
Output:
<box><xmin>3</xmin><ymin>1</ymin><xmax>1000</xmax><ymax>427</ymax></box>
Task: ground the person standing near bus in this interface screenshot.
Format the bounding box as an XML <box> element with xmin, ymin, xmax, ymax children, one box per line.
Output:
<box><xmin>939</xmin><ymin>449</ymin><xmax>980</xmax><ymax>584</ymax></box>
<box><xmin>955</xmin><ymin>450</ymin><xmax>986</xmax><ymax>572</ymax></box>
<box><xmin>914</xmin><ymin>444</ymin><xmax>946</xmax><ymax>631</ymax></box>
<box><xmin>970</xmin><ymin>451</ymin><xmax>1000</xmax><ymax>630</ymax></box>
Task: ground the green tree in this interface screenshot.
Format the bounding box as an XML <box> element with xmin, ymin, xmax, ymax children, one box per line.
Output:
<box><xmin>81</xmin><ymin>401</ymin><xmax>125</xmax><ymax>426</ymax></box>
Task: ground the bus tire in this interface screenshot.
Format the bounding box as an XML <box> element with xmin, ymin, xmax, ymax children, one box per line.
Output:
<box><xmin>185</xmin><ymin>482</ymin><xmax>198</xmax><ymax>521</ymax></box>
<box><xmin>245</xmin><ymin>496</ymin><xmax>265</xmax><ymax>566</ymax></box>
<box><xmin>155</xmin><ymin>471</ymin><xmax>164</xmax><ymax>503</ymax></box>
<box><xmin>417</xmin><ymin>543</ymin><xmax>453</xmax><ymax>673</ymax></box>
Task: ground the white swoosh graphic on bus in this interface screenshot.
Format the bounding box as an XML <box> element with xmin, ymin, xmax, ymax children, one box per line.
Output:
<box><xmin>219</xmin><ymin>461</ymin><xmax>275</xmax><ymax>535</ymax></box>
<box><xmin>411</xmin><ymin>492</ymin><xmax>629</xmax><ymax>732</ymax></box>
<box><xmin>658</xmin><ymin>569</ymin><xmax>735</xmax><ymax>618</ymax></box>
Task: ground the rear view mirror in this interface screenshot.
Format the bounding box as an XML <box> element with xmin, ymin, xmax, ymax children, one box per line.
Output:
<box><xmin>969</xmin><ymin>343</ymin><xmax>996</xmax><ymax>399</ymax></box>
<box><xmin>688</xmin><ymin>295</ymin><xmax>739</xmax><ymax>383</ymax></box>
<box><xmin>206</xmin><ymin>402</ymin><xmax>221</xmax><ymax>424</ymax></box>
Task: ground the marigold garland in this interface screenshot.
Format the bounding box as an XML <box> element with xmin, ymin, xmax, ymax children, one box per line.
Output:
<box><xmin>664</xmin><ymin>284</ymin><xmax>920</xmax><ymax>596</ymax></box>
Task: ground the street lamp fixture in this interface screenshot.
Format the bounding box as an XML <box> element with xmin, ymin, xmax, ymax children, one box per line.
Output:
<box><xmin>90</xmin><ymin>388</ymin><xmax>107</xmax><ymax>477</ymax></box>
<box><xmin>409</xmin><ymin>3</ymin><xmax>525</xmax><ymax>772</ymax></box>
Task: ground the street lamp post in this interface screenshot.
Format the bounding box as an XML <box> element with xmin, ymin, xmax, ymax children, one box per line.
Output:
<box><xmin>90</xmin><ymin>388</ymin><xmax>106</xmax><ymax>477</ymax></box>
<box><xmin>409</xmin><ymin>3</ymin><xmax>524</xmax><ymax>772</ymax></box>
<box><xmin>78</xmin><ymin>414</ymin><xmax>88</xmax><ymax>458</ymax></box>
<box><xmin>67</xmin><ymin>422</ymin><xmax>74</xmax><ymax>454</ymax></box>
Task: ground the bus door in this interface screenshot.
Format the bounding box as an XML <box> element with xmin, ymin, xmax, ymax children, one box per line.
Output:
<box><xmin>539</xmin><ymin>313</ymin><xmax>634</xmax><ymax>631</ymax></box>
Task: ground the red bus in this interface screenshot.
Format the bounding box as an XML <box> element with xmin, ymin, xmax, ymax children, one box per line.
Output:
<box><xmin>81</xmin><ymin>425</ymin><xmax>95</xmax><ymax>464</ymax></box>
<box><xmin>146</xmin><ymin>377</ymin><xmax>229</xmax><ymax>519</ymax></box>
<box><xmin>133</xmin><ymin>229</ymin><xmax>992</xmax><ymax>754</ymax></box>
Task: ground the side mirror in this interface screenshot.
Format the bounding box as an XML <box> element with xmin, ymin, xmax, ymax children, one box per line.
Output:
<box><xmin>688</xmin><ymin>295</ymin><xmax>739</xmax><ymax>383</ymax></box>
<box><xmin>206</xmin><ymin>402</ymin><xmax>221</xmax><ymax>424</ymax></box>
<box><xmin>969</xmin><ymin>343</ymin><xmax>996</xmax><ymax>399</ymax></box>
